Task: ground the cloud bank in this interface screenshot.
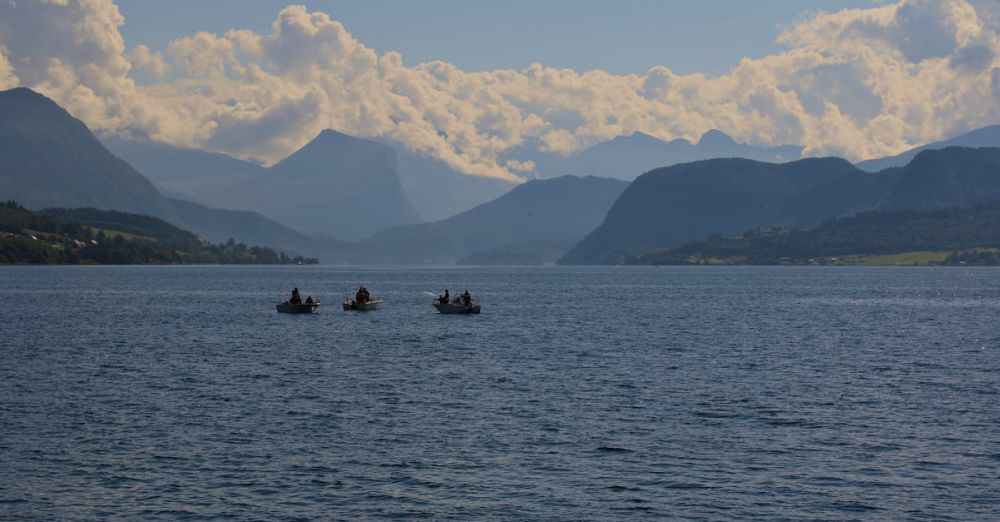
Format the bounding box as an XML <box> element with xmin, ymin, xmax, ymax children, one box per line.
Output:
<box><xmin>1</xmin><ymin>0</ymin><xmax>1000</xmax><ymax>181</ymax></box>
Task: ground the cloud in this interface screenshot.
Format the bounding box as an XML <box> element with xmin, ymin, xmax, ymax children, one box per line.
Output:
<box><xmin>1</xmin><ymin>0</ymin><xmax>999</xmax><ymax>180</ymax></box>
<box><xmin>0</xmin><ymin>45</ymin><xmax>18</xmax><ymax>89</ymax></box>
<box><xmin>126</xmin><ymin>44</ymin><xmax>167</xmax><ymax>80</ymax></box>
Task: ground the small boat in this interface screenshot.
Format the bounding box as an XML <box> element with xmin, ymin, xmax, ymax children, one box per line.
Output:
<box><xmin>276</xmin><ymin>301</ymin><xmax>319</xmax><ymax>314</ymax></box>
<box><xmin>432</xmin><ymin>297</ymin><xmax>480</xmax><ymax>315</ymax></box>
<box><xmin>343</xmin><ymin>298</ymin><xmax>383</xmax><ymax>311</ymax></box>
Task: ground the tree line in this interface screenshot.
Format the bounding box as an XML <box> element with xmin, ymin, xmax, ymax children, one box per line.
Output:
<box><xmin>626</xmin><ymin>203</ymin><xmax>1000</xmax><ymax>266</ymax></box>
<box><xmin>0</xmin><ymin>201</ymin><xmax>318</xmax><ymax>265</ymax></box>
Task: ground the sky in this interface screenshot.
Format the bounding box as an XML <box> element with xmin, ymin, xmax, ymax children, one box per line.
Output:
<box><xmin>1</xmin><ymin>0</ymin><xmax>999</xmax><ymax>181</ymax></box>
<box><xmin>113</xmin><ymin>1</ymin><xmax>884</xmax><ymax>75</ymax></box>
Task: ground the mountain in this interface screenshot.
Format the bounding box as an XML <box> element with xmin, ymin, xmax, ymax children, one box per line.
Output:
<box><xmin>119</xmin><ymin>130</ymin><xmax>422</xmax><ymax>240</ymax></box>
<box><xmin>519</xmin><ymin>130</ymin><xmax>803</xmax><ymax>181</ymax></box>
<box><xmin>0</xmin><ymin>202</ymin><xmax>317</xmax><ymax>265</ymax></box>
<box><xmin>165</xmin><ymin>198</ymin><xmax>354</xmax><ymax>262</ymax></box>
<box><xmin>561</xmin><ymin>147</ymin><xmax>1000</xmax><ymax>264</ymax></box>
<box><xmin>360</xmin><ymin>175</ymin><xmax>628</xmax><ymax>264</ymax></box>
<box><xmin>627</xmin><ymin>202</ymin><xmax>1000</xmax><ymax>266</ymax></box>
<box><xmin>99</xmin><ymin>135</ymin><xmax>265</xmax><ymax>184</ymax></box>
<box><xmin>387</xmin><ymin>141</ymin><xmax>517</xmax><ymax>222</ymax></box>
<box><xmin>856</xmin><ymin>125</ymin><xmax>1000</xmax><ymax>172</ymax></box>
<box><xmin>0</xmin><ymin>88</ymin><xmax>176</xmax><ymax>219</ymax></box>
<box><xmin>102</xmin><ymin>134</ymin><xmax>515</xmax><ymax>226</ymax></box>
<box><xmin>0</xmin><ymin>88</ymin><xmax>349</xmax><ymax>260</ymax></box>
<box><xmin>255</xmin><ymin>129</ymin><xmax>421</xmax><ymax>239</ymax></box>
<box><xmin>559</xmin><ymin>157</ymin><xmax>870</xmax><ymax>264</ymax></box>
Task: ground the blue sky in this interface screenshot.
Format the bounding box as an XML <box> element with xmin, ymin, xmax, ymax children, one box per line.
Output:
<box><xmin>115</xmin><ymin>0</ymin><xmax>884</xmax><ymax>75</ymax></box>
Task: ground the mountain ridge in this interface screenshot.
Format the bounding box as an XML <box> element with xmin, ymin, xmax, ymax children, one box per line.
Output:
<box><xmin>360</xmin><ymin>175</ymin><xmax>628</xmax><ymax>264</ymax></box>
<box><xmin>561</xmin><ymin>147</ymin><xmax>1000</xmax><ymax>264</ymax></box>
<box><xmin>0</xmin><ymin>87</ymin><xmax>351</xmax><ymax>261</ymax></box>
<box><xmin>856</xmin><ymin>125</ymin><xmax>1000</xmax><ymax>172</ymax></box>
<box><xmin>518</xmin><ymin>129</ymin><xmax>804</xmax><ymax>181</ymax></box>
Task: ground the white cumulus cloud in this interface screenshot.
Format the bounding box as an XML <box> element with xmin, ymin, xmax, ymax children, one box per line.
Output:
<box><xmin>0</xmin><ymin>0</ymin><xmax>999</xmax><ymax>181</ymax></box>
<box><xmin>0</xmin><ymin>44</ymin><xmax>18</xmax><ymax>89</ymax></box>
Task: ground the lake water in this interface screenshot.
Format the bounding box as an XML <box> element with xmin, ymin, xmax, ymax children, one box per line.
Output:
<box><xmin>0</xmin><ymin>266</ymin><xmax>998</xmax><ymax>519</ymax></box>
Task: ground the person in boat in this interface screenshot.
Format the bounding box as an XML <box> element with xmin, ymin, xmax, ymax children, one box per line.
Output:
<box><xmin>439</xmin><ymin>289</ymin><xmax>450</xmax><ymax>304</ymax></box>
<box><xmin>461</xmin><ymin>290</ymin><xmax>472</xmax><ymax>307</ymax></box>
<box><xmin>355</xmin><ymin>286</ymin><xmax>365</xmax><ymax>304</ymax></box>
<box><xmin>305</xmin><ymin>296</ymin><xmax>314</xmax><ymax>305</ymax></box>
<box><xmin>290</xmin><ymin>287</ymin><xmax>302</xmax><ymax>305</ymax></box>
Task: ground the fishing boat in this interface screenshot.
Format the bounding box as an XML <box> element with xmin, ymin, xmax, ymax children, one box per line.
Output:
<box><xmin>276</xmin><ymin>301</ymin><xmax>319</xmax><ymax>314</ymax></box>
<box><xmin>432</xmin><ymin>295</ymin><xmax>480</xmax><ymax>314</ymax></box>
<box><xmin>343</xmin><ymin>298</ymin><xmax>383</xmax><ymax>311</ymax></box>
<box><xmin>345</xmin><ymin>285</ymin><xmax>381</xmax><ymax>310</ymax></box>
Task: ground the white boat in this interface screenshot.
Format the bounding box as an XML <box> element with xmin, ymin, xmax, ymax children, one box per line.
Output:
<box><xmin>432</xmin><ymin>296</ymin><xmax>480</xmax><ymax>314</ymax></box>
<box><xmin>343</xmin><ymin>298</ymin><xmax>382</xmax><ymax>311</ymax></box>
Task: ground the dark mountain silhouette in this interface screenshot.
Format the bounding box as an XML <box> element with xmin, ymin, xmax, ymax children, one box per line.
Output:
<box><xmin>628</xmin><ymin>202</ymin><xmax>1000</xmax><ymax>266</ymax></box>
<box><xmin>856</xmin><ymin>124</ymin><xmax>1000</xmax><ymax>172</ymax></box>
<box><xmin>0</xmin><ymin>88</ymin><xmax>176</xmax><ymax>218</ymax></box>
<box><xmin>0</xmin><ymin>88</ymin><xmax>348</xmax><ymax>260</ymax></box>
<box><xmin>386</xmin><ymin>141</ymin><xmax>517</xmax><ymax>222</ymax></box>
<box><xmin>876</xmin><ymin>147</ymin><xmax>1000</xmax><ymax>210</ymax></box>
<box><xmin>561</xmin><ymin>147</ymin><xmax>1000</xmax><ymax>264</ymax></box>
<box><xmin>360</xmin><ymin>175</ymin><xmax>628</xmax><ymax>264</ymax></box>
<box><xmin>521</xmin><ymin>130</ymin><xmax>803</xmax><ymax>181</ymax></box>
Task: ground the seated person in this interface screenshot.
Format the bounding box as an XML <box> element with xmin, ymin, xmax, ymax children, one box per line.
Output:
<box><xmin>305</xmin><ymin>296</ymin><xmax>314</xmax><ymax>305</ymax></box>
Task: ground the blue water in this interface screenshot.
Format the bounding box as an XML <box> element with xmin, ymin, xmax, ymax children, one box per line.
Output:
<box><xmin>0</xmin><ymin>266</ymin><xmax>998</xmax><ymax>519</ymax></box>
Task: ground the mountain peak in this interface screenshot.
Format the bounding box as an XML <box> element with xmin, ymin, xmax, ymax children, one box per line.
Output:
<box><xmin>1</xmin><ymin>87</ymin><xmax>45</xmax><ymax>100</ymax></box>
<box><xmin>0</xmin><ymin>87</ymin><xmax>70</xmax><ymax>115</ymax></box>
<box><xmin>317</xmin><ymin>128</ymin><xmax>348</xmax><ymax>138</ymax></box>
<box><xmin>310</xmin><ymin>128</ymin><xmax>358</xmax><ymax>145</ymax></box>
<box><xmin>698</xmin><ymin>129</ymin><xmax>737</xmax><ymax>147</ymax></box>
<box><xmin>620</xmin><ymin>131</ymin><xmax>663</xmax><ymax>143</ymax></box>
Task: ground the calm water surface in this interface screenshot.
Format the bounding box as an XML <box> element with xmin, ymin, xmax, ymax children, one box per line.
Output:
<box><xmin>0</xmin><ymin>266</ymin><xmax>998</xmax><ymax>519</ymax></box>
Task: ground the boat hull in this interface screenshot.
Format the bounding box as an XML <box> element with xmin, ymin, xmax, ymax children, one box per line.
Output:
<box><xmin>276</xmin><ymin>303</ymin><xmax>319</xmax><ymax>314</ymax></box>
<box><xmin>343</xmin><ymin>299</ymin><xmax>382</xmax><ymax>311</ymax></box>
<box><xmin>432</xmin><ymin>302</ymin><xmax>480</xmax><ymax>315</ymax></box>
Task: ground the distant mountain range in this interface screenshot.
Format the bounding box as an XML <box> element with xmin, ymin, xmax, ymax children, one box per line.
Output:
<box><xmin>856</xmin><ymin>125</ymin><xmax>1000</xmax><ymax>172</ymax></box>
<box><xmin>10</xmin><ymin>85</ymin><xmax>1000</xmax><ymax>267</ymax></box>
<box><xmin>0</xmin><ymin>88</ymin><xmax>350</xmax><ymax>260</ymax></box>
<box><xmin>360</xmin><ymin>175</ymin><xmax>628</xmax><ymax>264</ymax></box>
<box><xmin>561</xmin><ymin>147</ymin><xmax>1000</xmax><ymax>264</ymax></box>
<box><xmin>505</xmin><ymin>130</ymin><xmax>804</xmax><ymax>181</ymax></box>
<box><xmin>101</xmin><ymin>135</ymin><xmax>266</xmax><ymax>184</ymax></box>
<box><xmin>386</xmin><ymin>141</ymin><xmax>518</xmax><ymax>223</ymax></box>
<box><xmin>103</xmin><ymin>134</ymin><xmax>518</xmax><ymax>230</ymax></box>
<box><xmin>100</xmin><ymin>127</ymin><xmax>804</xmax><ymax>228</ymax></box>
<box><xmin>108</xmin><ymin>129</ymin><xmax>421</xmax><ymax>241</ymax></box>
